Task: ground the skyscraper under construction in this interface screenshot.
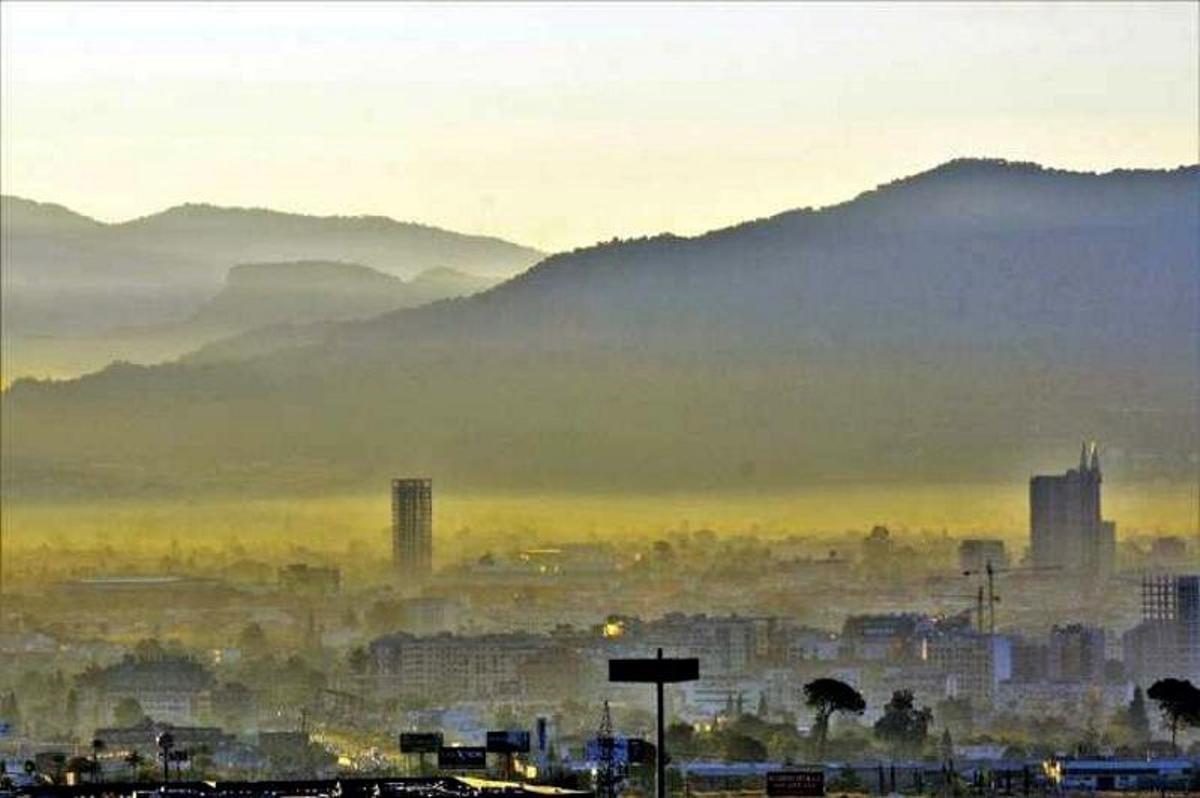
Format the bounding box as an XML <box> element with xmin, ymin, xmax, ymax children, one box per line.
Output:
<box><xmin>392</xmin><ymin>478</ymin><xmax>433</xmax><ymax>578</ymax></box>
<box><xmin>1124</xmin><ymin>574</ymin><xmax>1200</xmax><ymax>682</ymax></box>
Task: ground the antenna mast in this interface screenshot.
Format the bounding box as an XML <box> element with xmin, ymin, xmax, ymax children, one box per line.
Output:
<box><xmin>596</xmin><ymin>700</ymin><xmax>620</xmax><ymax>798</ymax></box>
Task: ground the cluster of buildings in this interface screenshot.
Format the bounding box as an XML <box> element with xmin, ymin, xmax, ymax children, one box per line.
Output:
<box><xmin>3</xmin><ymin>449</ymin><xmax>1197</xmax><ymax>791</ymax></box>
<box><xmin>351</xmin><ymin>566</ymin><xmax>1197</xmax><ymax>728</ymax></box>
<box><xmin>73</xmin><ymin>654</ymin><xmax>219</xmax><ymax>729</ymax></box>
<box><xmin>365</xmin><ymin>447</ymin><xmax>1199</xmax><ymax>731</ymax></box>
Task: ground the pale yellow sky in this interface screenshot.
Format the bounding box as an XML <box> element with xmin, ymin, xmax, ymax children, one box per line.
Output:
<box><xmin>2</xmin><ymin>1</ymin><xmax>1196</xmax><ymax>251</ymax></box>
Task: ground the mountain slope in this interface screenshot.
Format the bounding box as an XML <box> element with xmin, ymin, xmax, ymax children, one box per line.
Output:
<box><xmin>2</xmin><ymin>196</ymin><xmax>543</xmax><ymax>287</ymax></box>
<box><xmin>1</xmin><ymin>196</ymin><xmax>540</xmax><ymax>380</ymax></box>
<box><xmin>0</xmin><ymin>196</ymin><xmax>103</xmax><ymax>235</ymax></box>
<box><xmin>103</xmin><ymin>203</ymin><xmax>542</xmax><ymax>281</ymax></box>
<box><xmin>4</xmin><ymin>159</ymin><xmax>1197</xmax><ymax>497</ymax></box>
<box><xmin>182</xmin><ymin>261</ymin><xmax>495</xmax><ymax>331</ymax></box>
<box><xmin>2</xmin><ymin>261</ymin><xmax>498</xmax><ymax>383</ymax></box>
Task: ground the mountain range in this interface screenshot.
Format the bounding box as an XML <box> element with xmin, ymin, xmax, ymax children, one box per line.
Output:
<box><xmin>183</xmin><ymin>261</ymin><xmax>495</xmax><ymax>330</ymax></box>
<box><xmin>1</xmin><ymin>196</ymin><xmax>540</xmax><ymax>379</ymax></box>
<box><xmin>3</xmin><ymin>159</ymin><xmax>1196</xmax><ymax>497</ymax></box>
<box><xmin>2</xmin><ymin>195</ymin><xmax>542</xmax><ymax>289</ymax></box>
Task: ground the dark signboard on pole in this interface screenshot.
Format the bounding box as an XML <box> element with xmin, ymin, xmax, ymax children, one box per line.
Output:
<box><xmin>400</xmin><ymin>733</ymin><xmax>444</xmax><ymax>753</ymax></box>
<box><xmin>609</xmin><ymin>649</ymin><xmax>701</xmax><ymax>798</ymax></box>
<box><xmin>766</xmin><ymin>769</ymin><xmax>825</xmax><ymax>797</ymax></box>
<box><xmin>609</xmin><ymin>657</ymin><xmax>699</xmax><ymax>683</ymax></box>
<box><xmin>437</xmin><ymin>747</ymin><xmax>487</xmax><ymax>770</ymax></box>
<box><xmin>486</xmin><ymin>730</ymin><xmax>531</xmax><ymax>753</ymax></box>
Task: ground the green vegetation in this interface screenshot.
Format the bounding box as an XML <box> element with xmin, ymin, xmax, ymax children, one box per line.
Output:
<box><xmin>113</xmin><ymin>698</ymin><xmax>145</xmax><ymax>728</ymax></box>
<box><xmin>874</xmin><ymin>690</ymin><xmax>933</xmax><ymax>758</ymax></box>
<box><xmin>1147</xmin><ymin>678</ymin><xmax>1200</xmax><ymax>751</ymax></box>
<box><xmin>804</xmin><ymin>678</ymin><xmax>866</xmax><ymax>759</ymax></box>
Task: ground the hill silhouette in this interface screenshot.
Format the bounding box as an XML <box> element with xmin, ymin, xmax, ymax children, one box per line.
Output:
<box><xmin>184</xmin><ymin>260</ymin><xmax>495</xmax><ymax>331</ymax></box>
<box><xmin>2</xmin><ymin>196</ymin><xmax>542</xmax><ymax>288</ymax></box>
<box><xmin>2</xmin><ymin>261</ymin><xmax>497</xmax><ymax>383</ymax></box>
<box><xmin>4</xmin><ymin>159</ymin><xmax>1196</xmax><ymax>496</ymax></box>
<box><xmin>1</xmin><ymin>196</ymin><xmax>540</xmax><ymax>379</ymax></box>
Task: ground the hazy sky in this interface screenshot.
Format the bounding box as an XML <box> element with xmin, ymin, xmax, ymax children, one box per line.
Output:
<box><xmin>2</xmin><ymin>2</ymin><xmax>1196</xmax><ymax>251</ymax></box>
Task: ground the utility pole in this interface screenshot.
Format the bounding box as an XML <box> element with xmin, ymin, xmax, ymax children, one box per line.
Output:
<box><xmin>656</xmin><ymin>668</ymin><xmax>664</xmax><ymax>798</ymax></box>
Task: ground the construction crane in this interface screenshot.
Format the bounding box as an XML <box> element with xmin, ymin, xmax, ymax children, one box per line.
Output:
<box><xmin>930</xmin><ymin>586</ymin><xmax>993</xmax><ymax>634</ymax></box>
<box><xmin>961</xmin><ymin>560</ymin><xmax>1061</xmax><ymax>635</ymax></box>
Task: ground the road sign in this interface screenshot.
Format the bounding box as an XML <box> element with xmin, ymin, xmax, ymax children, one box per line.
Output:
<box><xmin>437</xmin><ymin>746</ymin><xmax>487</xmax><ymax>770</ymax></box>
<box><xmin>767</xmin><ymin>769</ymin><xmax>825</xmax><ymax>797</ymax></box>
<box><xmin>400</xmin><ymin>732</ymin><xmax>444</xmax><ymax>753</ymax></box>
<box><xmin>627</xmin><ymin>738</ymin><xmax>655</xmax><ymax>765</ymax></box>
<box><xmin>609</xmin><ymin>657</ymin><xmax>699</xmax><ymax>683</ymax></box>
<box><xmin>486</xmin><ymin>730</ymin><xmax>530</xmax><ymax>754</ymax></box>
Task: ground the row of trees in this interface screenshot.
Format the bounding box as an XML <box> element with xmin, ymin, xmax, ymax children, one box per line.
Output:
<box><xmin>803</xmin><ymin>676</ymin><xmax>1200</xmax><ymax>762</ymax></box>
<box><xmin>805</xmin><ymin>678</ymin><xmax>932</xmax><ymax>760</ymax></box>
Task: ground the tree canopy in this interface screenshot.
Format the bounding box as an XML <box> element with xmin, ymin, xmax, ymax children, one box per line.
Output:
<box><xmin>113</xmin><ymin>697</ymin><xmax>145</xmax><ymax>728</ymax></box>
<box><xmin>874</xmin><ymin>690</ymin><xmax>933</xmax><ymax>758</ymax></box>
<box><xmin>804</xmin><ymin>678</ymin><xmax>866</xmax><ymax>759</ymax></box>
<box><xmin>1147</xmin><ymin>678</ymin><xmax>1200</xmax><ymax>750</ymax></box>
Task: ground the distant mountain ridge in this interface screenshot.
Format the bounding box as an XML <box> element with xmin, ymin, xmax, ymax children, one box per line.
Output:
<box><xmin>4</xmin><ymin>159</ymin><xmax>1197</xmax><ymax>496</ymax></box>
<box><xmin>293</xmin><ymin>157</ymin><xmax>1197</xmax><ymax>358</ymax></box>
<box><xmin>2</xmin><ymin>260</ymin><xmax>498</xmax><ymax>385</ymax></box>
<box><xmin>174</xmin><ymin>260</ymin><xmax>496</xmax><ymax>332</ymax></box>
<box><xmin>1</xmin><ymin>196</ymin><xmax>103</xmax><ymax>233</ymax></box>
<box><xmin>1</xmin><ymin>195</ymin><xmax>542</xmax><ymax>379</ymax></box>
<box><xmin>1</xmin><ymin>195</ymin><xmax>543</xmax><ymax>285</ymax></box>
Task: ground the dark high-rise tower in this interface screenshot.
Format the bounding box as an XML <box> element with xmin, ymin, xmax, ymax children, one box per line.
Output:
<box><xmin>392</xmin><ymin>478</ymin><xmax>433</xmax><ymax>578</ymax></box>
<box><xmin>1030</xmin><ymin>442</ymin><xmax>1114</xmax><ymax>575</ymax></box>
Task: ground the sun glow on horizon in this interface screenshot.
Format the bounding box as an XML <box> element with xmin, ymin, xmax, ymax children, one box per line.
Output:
<box><xmin>2</xmin><ymin>1</ymin><xmax>1196</xmax><ymax>251</ymax></box>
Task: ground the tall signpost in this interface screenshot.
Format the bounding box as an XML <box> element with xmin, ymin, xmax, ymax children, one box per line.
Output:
<box><xmin>609</xmin><ymin>648</ymin><xmax>699</xmax><ymax>798</ymax></box>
